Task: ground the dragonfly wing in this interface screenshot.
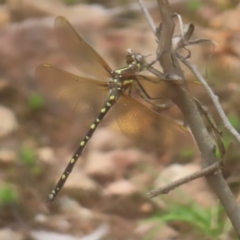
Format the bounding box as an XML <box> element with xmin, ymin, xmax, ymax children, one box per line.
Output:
<box><xmin>136</xmin><ymin>75</ymin><xmax>173</xmax><ymax>99</ymax></box>
<box><xmin>136</xmin><ymin>75</ymin><xmax>203</xmax><ymax>99</ymax></box>
<box><xmin>114</xmin><ymin>95</ymin><xmax>192</xmax><ymax>150</ymax></box>
<box><xmin>35</xmin><ymin>64</ymin><xmax>109</xmax><ymax>118</ymax></box>
<box><xmin>54</xmin><ymin>16</ymin><xmax>112</xmax><ymax>81</ymax></box>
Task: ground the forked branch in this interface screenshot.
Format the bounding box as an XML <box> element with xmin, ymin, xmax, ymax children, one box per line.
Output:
<box><xmin>139</xmin><ymin>0</ymin><xmax>240</xmax><ymax>236</ymax></box>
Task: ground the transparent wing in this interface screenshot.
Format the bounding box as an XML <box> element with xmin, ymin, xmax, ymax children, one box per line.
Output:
<box><xmin>114</xmin><ymin>95</ymin><xmax>192</xmax><ymax>150</ymax></box>
<box><xmin>35</xmin><ymin>64</ymin><xmax>109</xmax><ymax>117</ymax></box>
<box><xmin>54</xmin><ymin>16</ymin><xmax>112</xmax><ymax>81</ymax></box>
<box><xmin>136</xmin><ymin>75</ymin><xmax>174</xmax><ymax>99</ymax></box>
<box><xmin>136</xmin><ymin>75</ymin><xmax>202</xmax><ymax>100</ymax></box>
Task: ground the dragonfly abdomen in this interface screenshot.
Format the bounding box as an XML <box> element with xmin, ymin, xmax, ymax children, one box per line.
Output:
<box><xmin>47</xmin><ymin>92</ymin><xmax>118</xmax><ymax>202</ymax></box>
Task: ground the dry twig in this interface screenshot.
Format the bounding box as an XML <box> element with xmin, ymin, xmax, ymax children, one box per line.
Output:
<box><xmin>139</xmin><ymin>0</ymin><xmax>240</xmax><ymax>236</ymax></box>
<box><xmin>180</xmin><ymin>57</ymin><xmax>240</xmax><ymax>145</ymax></box>
<box><xmin>149</xmin><ymin>162</ymin><xmax>221</xmax><ymax>197</ymax></box>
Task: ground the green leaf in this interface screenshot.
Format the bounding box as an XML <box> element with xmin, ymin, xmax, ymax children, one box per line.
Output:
<box><xmin>188</xmin><ymin>0</ymin><xmax>202</xmax><ymax>11</ymax></box>
<box><xmin>181</xmin><ymin>148</ymin><xmax>194</xmax><ymax>159</ymax></box>
<box><xmin>20</xmin><ymin>146</ymin><xmax>37</xmax><ymax>166</ymax></box>
<box><xmin>62</xmin><ymin>0</ymin><xmax>81</xmax><ymax>5</ymax></box>
<box><xmin>0</xmin><ymin>184</ymin><xmax>18</xmax><ymax>205</ymax></box>
<box><xmin>144</xmin><ymin>202</ymin><xmax>225</xmax><ymax>238</ymax></box>
<box><xmin>229</xmin><ymin>115</ymin><xmax>240</xmax><ymax>129</ymax></box>
<box><xmin>28</xmin><ymin>93</ymin><xmax>44</xmax><ymax>110</ymax></box>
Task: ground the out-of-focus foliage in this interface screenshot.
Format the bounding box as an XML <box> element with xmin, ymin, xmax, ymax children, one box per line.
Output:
<box><xmin>187</xmin><ymin>0</ymin><xmax>202</xmax><ymax>11</ymax></box>
<box><xmin>28</xmin><ymin>93</ymin><xmax>45</xmax><ymax>110</ymax></box>
<box><xmin>143</xmin><ymin>203</ymin><xmax>227</xmax><ymax>239</ymax></box>
<box><xmin>62</xmin><ymin>0</ymin><xmax>82</xmax><ymax>5</ymax></box>
<box><xmin>0</xmin><ymin>184</ymin><xmax>18</xmax><ymax>205</ymax></box>
<box><xmin>20</xmin><ymin>146</ymin><xmax>41</xmax><ymax>175</ymax></box>
<box><xmin>229</xmin><ymin>115</ymin><xmax>240</xmax><ymax>130</ymax></box>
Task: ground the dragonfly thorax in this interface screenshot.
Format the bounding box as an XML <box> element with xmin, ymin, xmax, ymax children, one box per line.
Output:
<box><xmin>108</xmin><ymin>74</ymin><xmax>133</xmax><ymax>94</ymax></box>
<box><xmin>109</xmin><ymin>76</ymin><xmax>124</xmax><ymax>90</ymax></box>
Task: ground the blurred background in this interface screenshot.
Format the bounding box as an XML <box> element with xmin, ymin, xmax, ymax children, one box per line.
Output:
<box><xmin>0</xmin><ymin>0</ymin><xmax>240</xmax><ymax>239</ymax></box>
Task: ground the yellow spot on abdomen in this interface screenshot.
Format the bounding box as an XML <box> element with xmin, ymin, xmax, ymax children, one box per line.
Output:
<box><xmin>71</xmin><ymin>158</ymin><xmax>75</xmax><ymax>163</ymax></box>
<box><xmin>107</xmin><ymin>102</ymin><xmax>111</xmax><ymax>107</ymax></box>
<box><xmin>96</xmin><ymin>119</ymin><xmax>100</xmax><ymax>122</ymax></box>
<box><xmin>62</xmin><ymin>174</ymin><xmax>66</xmax><ymax>179</ymax></box>
<box><xmin>43</xmin><ymin>64</ymin><xmax>51</xmax><ymax>67</ymax></box>
<box><xmin>110</xmin><ymin>96</ymin><xmax>115</xmax><ymax>100</ymax></box>
<box><xmin>101</xmin><ymin>108</ymin><xmax>106</xmax><ymax>113</ymax></box>
<box><xmin>91</xmin><ymin>124</ymin><xmax>96</xmax><ymax>129</ymax></box>
<box><xmin>80</xmin><ymin>141</ymin><xmax>85</xmax><ymax>146</ymax></box>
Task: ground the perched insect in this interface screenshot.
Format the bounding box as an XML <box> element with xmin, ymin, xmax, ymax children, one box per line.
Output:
<box><xmin>36</xmin><ymin>16</ymin><xmax>191</xmax><ymax>202</ymax></box>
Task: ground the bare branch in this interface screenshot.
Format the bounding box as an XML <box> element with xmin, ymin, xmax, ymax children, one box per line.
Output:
<box><xmin>138</xmin><ymin>0</ymin><xmax>156</xmax><ymax>34</ymax></box>
<box><xmin>148</xmin><ymin>0</ymin><xmax>240</xmax><ymax>236</ymax></box>
<box><xmin>180</xmin><ymin>57</ymin><xmax>240</xmax><ymax>145</ymax></box>
<box><xmin>149</xmin><ymin>162</ymin><xmax>221</xmax><ymax>198</ymax></box>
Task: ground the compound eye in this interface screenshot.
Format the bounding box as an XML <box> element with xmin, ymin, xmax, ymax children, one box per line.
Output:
<box><xmin>136</xmin><ymin>54</ymin><xmax>143</xmax><ymax>62</ymax></box>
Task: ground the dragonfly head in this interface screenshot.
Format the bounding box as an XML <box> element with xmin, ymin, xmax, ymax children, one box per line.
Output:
<box><xmin>126</xmin><ymin>49</ymin><xmax>146</xmax><ymax>72</ymax></box>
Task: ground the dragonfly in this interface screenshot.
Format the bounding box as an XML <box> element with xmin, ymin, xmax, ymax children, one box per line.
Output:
<box><xmin>36</xmin><ymin>16</ymin><xmax>191</xmax><ymax>202</ymax></box>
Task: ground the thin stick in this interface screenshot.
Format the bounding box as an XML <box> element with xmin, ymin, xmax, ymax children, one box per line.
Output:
<box><xmin>149</xmin><ymin>162</ymin><xmax>221</xmax><ymax>198</ymax></box>
<box><xmin>180</xmin><ymin>56</ymin><xmax>240</xmax><ymax>145</ymax></box>
<box><xmin>138</xmin><ymin>0</ymin><xmax>156</xmax><ymax>34</ymax></box>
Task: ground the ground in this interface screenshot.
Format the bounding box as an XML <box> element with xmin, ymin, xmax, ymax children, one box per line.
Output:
<box><xmin>0</xmin><ymin>0</ymin><xmax>240</xmax><ymax>239</ymax></box>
